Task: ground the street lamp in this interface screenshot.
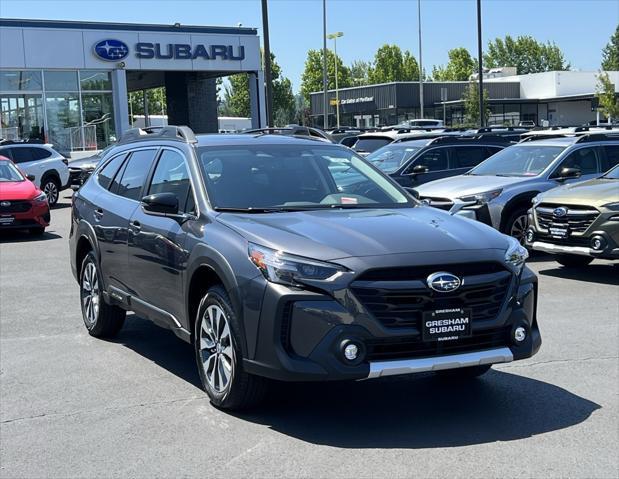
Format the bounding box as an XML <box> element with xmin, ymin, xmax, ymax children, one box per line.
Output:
<box><xmin>322</xmin><ymin>0</ymin><xmax>328</xmax><ymax>129</ymax></box>
<box><xmin>417</xmin><ymin>0</ymin><xmax>424</xmax><ymax>119</ymax></box>
<box><xmin>327</xmin><ymin>31</ymin><xmax>343</xmax><ymax>128</ymax></box>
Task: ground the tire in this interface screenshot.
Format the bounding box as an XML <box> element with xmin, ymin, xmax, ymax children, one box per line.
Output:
<box><xmin>434</xmin><ymin>364</ymin><xmax>492</xmax><ymax>379</ymax></box>
<box><xmin>79</xmin><ymin>251</ymin><xmax>125</xmax><ymax>338</ymax></box>
<box><xmin>504</xmin><ymin>207</ymin><xmax>529</xmax><ymax>245</ymax></box>
<box><xmin>41</xmin><ymin>176</ymin><xmax>60</xmax><ymax>207</ymax></box>
<box><xmin>29</xmin><ymin>227</ymin><xmax>45</xmax><ymax>236</ymax></box>
<box><xmin>194</xmin><ymin>285</ymin><xmax>267</xmax><ymax>410</ymax></box>
<box><xmin>556</xmin><ymin>254</ymin><xmax>594</xmax><ymax>268</ymax></box>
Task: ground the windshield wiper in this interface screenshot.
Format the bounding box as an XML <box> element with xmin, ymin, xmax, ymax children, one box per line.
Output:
<box><xmin>213</xmin><ymin>207</ymin><xmax>297</xmax><ymax>213</ymax></box>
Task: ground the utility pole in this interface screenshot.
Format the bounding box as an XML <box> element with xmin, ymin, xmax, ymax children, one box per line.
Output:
<box><xmin>322</xmin><ymin>0</ymin><xmax>328</xmax><ymax>129</ymax></box>
<box><xmin>261</xmin><ymin>0</ymin><xmax>273</xmax><ymax>127</ymax></box>
<box><xmin>418</xmin><ymin>0</ymin><xmax>424</xmax><ymax>119</ymax></box>
<box><xmin>328</xmin><ymin>32</ymin><xmax>343</xmax><ymax>128</ymax></box>
<box><xmin>477</xmin><ymin>0</ymin><xmax>484</xmax><ymax>128</ymax></box>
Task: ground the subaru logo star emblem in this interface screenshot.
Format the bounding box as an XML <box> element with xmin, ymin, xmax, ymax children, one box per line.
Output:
<box><xmin>427</xmin><ymin>272</ymin><xmax>462</xmax><ymax>293</ymax></box>
<box><xmin>1</xmin><ymin>201</ymin><xmax>10</xmax><ymax>207</ymax></box>
<box><xmin>93</xmin><ymin>39</ymin><xmax>129</xmax><ymax>61</ymax></box>
<box><xmin>553</xmin><ymin>207</ymin><xmax>568</xmax><ymax>218</ymax></box>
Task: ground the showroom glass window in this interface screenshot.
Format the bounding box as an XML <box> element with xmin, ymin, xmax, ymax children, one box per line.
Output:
<box><xmin>44</xmin><ymin>71</ymin><xmax>82</xmax><ymax>152</ymax></box>
<box><xmin>0</xmin><ymin>71</ymin><xmax>45</xmax><ymax>141</ymax></box>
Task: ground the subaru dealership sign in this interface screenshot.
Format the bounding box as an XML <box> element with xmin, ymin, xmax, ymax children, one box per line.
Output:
<box><xmin>93</xmin><ymin>39</ymin><xmax>130</xmax><ymax>61</ymax></box>
<box><xmin>93</xmin><ymin>39</ymin><xmax>246</xmax><ymax>62</ymax></box>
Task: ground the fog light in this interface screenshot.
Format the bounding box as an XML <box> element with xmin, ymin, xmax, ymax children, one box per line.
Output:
<box><xmin>591</xmin><ymin>236</ymin><xmax>605</xmax><ymax>250</ymax></box>
<box><xmin>344</xmin><ymin>343</ymin><xmax>359</xmax><ymax>361</ymax></box>
<box><xmin>526</xmin><ymin>229</ymin><xmax>535</xmax><ymax>243</ymax></box>
<box><xmin>514</xmin><ymin>326</ymin><xmax>527</xmax><ymax>343</ymax></box>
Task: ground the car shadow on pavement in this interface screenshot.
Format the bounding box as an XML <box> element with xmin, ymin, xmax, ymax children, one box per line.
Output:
<box><xmin>115</xmin><ymin>316</ymin><xmax>601</xmax><ymax>449</ymax></box>
<box><xmin>0</xmin><ymin>230</ymin><xmax>62</xmax><ymax>243</ymax></box>
<box><xmin>235</xmin><ymin>371</ymin><xmax>601</xmax><ymax>449</ymax></box>
<box><xmin>539</xmin><ymin>263</ymin><xmax>618</xmax><ymax>286</ymax></box>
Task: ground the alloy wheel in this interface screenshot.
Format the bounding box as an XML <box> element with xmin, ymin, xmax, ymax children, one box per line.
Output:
<box><xmin>199</xmin><ymin>304</ymin><xmax>235</xmax><ymax>393</ymax></box>
<box><xmin>510</xmin><ymin>214</ymin><xmax>529</xmax><ymax>245</ymax></box>
<box><xmin>44</xmin><ymin>181</ymin><xmax>58</xmax><ymax>205</ymax></box>
<box><xmin>81</xmin><ymin>262</ymin><xmax>100</xmax><ymax>325</ymax></box>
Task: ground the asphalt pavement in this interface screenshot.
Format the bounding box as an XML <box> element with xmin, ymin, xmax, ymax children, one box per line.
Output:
<box><xmin>1</xmin><ymin>194</ymin><xmax>617</xmax><ymax>478</ymax></box>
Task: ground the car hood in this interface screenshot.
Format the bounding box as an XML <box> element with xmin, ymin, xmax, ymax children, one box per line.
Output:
<box><xmin>537</xmin><ymin>178</ymin><xmax>619</xmax><ymax>206</ymax></box>
<box><xmin>69</xmin><ymin>154</ymin><xmax>101</xmax><ymax>169</ymax></box>
<box><xmin>0</xmin><ymin>180</ymin><xmax>38</xmax><ymax>200</ymax></box>
<box><xmin>415</xmin><ymin>174</ymin><xmax>528</xmax><ymax>199</ymax></box>
<box><xmin>217</xmin><ymin>207</ymin><xmax>509</xmax><ymax>261</ymax></box>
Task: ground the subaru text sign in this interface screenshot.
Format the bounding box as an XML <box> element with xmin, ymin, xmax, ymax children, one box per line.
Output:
<box><xmin>93</xmin><ymin>39</ymin><xmax>244</xmax><ymax>62</ymax></box>
<box><xmin>93</xmin><ymin>39</ymin><xmax>130</xmax><ymax>61</ymax></box>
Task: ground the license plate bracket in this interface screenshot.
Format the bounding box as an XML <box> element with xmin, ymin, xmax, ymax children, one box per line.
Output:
<box><xmin>549</xmin><ymin>223</ymin><xmax>569</xmax><ymax>239</ymax></box>
<box><xmin>422</xmin><ymin>308</ymin><xmax>472</xmax><ymax>342</ymax></box>
<box><xmin>0</xmin><ymin>216</ymin><xmax>15</xmax><ymax>226</ymax></box>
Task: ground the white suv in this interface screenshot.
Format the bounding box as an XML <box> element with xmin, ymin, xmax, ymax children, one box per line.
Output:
<box><xmin>0</xmin><ymin>143</ymin><xmax>69</xmax><ymax>206</ymax></box>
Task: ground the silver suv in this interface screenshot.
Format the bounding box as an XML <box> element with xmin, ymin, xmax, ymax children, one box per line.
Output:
<box><xmin>414</xmin><ymin>134</ymin><xmax>619</xmax><ymax>242</ymax></box>
<box><xmin>0</xmin><ymin>142</ymin><xmax>69</xmax><ymax>206</ymax></box>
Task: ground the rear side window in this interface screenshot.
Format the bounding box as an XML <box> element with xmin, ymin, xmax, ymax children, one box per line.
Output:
<box><xmin>9</xmin><ymin>147</ymin><xmax>34</xmax><ymax>164</ymax></box>
<box><xmin>411</xmin><ymin>148</ymin><xmax>448</xmax><ymax>172</ymax></box>
<box><xmin>30</xmin><ymin>148</ymin><xmax>52</xmax><ymax>160</ymax></box>
<box><xmin>452</xmin><ymin>147</ymin><xmax>487</xmax><ymax>168</ymax></box>
<box><xmin>113</xmin><ymin>149</ymin><xmax>157</xmax><ymax>201</ymax></box>
<box><xmin>602</xmin><ymin>145</ymin><xmax>619</xmax><ymax>172</ymax></box>
<box><xmin>97</xmin><ymin>154</ymin><xmax>127</xmax><ymax>190</ymax></box>
<box><xmin>147</xmin><ymin>149</ymin><xmax>193</xmax><ymax>213</ymax></box>
<box><xmin>0</xmin><ymin>147</ymin><xmax>12</xmax><ymax>160</ymax></box>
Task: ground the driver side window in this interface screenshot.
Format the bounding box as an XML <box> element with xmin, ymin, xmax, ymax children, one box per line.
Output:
<box><xmin>554</xmin><ymin>147</ymin><xmax>599</xmax><ymax>176</ymax></box>
<box><xmin>407</xmin><ymin>148</ymin><xmax>448</xmax><ymax>173</ymax></box>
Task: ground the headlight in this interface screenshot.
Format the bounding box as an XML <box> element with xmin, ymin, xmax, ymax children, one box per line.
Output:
<box><xmin>601</xmin><ymin>201</ymin><xmax>619</xmax><ymax>211</ymax></box>
<box><xmin>32</xmin><ymin>192</ymin><xmax>47</xmax><ymax>203</ymax></box>
<box><xmin>248</xmin><ymin>243</ymin><xmax>345</xmax><ymax>286</ymax></box>
<box><xmin>531</xmin><ymin>194</ymin><xmax>542</xmax><ymax>206</ymax></box>
<box><xmin>458</xmin><ymin>188</ymin><xmax>502</xmax><ymax>205</ymax></box>
<box><xmin>505</xmin><ymin>236</ymin><xmax>529</xmax><ymax>274</ymax></box>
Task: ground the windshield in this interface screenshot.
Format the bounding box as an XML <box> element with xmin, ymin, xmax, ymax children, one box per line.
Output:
<box><xmin>602</xmin><ymin>164</ymin><xmax>619</xmax><ymax>179</ymax></box>
<box><xmin>469</xmin><ymin>145</ymin><xmax>565</xmax><ymax>177</ymax></box>
<box><xmin>353</xmin><ymin>137</ymin><xmax>392</xmax><ymax>153</ymax></box>
<box><xmin>366</xmin><ymin>144</ymin><xmax>423</xmax><ymax>173</ymax></box>
<box><xmin>197</xmin><ymin>144</ymin><xmax>412</xmax><ymax>211</ymax></box>
<box><xmin>0</xmin><ymin>160</ymin><xmax>24</xmax><ymax>182</ymax></box>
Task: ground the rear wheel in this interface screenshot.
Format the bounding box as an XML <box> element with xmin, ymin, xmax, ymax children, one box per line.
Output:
<box><xmin>504</xmin><ymin>208</ymin><xmax>529</xmax><ymax>245</ymax></box>
<box><xmin>556</xmin><ymin>254</ymin><xmax>594</xmax><ymax>268</ymax></box>
<box><xmin>41</xmin><ymin>177</ymin><xmax>60</xmax><ymax>206</ymax></box>
<box><xmin>434</xmin><ymin>364</ymin><xmax>492</xmax><ymax>379</ymax></box>
<box><xmin>194</xmin><ymin>285</ymin><xmax>267</xmax><ymax>410</ymax></box>
<box><xmin>80</xmin><ymin>252</ymin><xmax>125</xmax><ymax>337</ymax></box>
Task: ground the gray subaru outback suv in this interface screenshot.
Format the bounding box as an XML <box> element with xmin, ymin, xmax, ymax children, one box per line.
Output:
<box><xmin>414</xmin><ymin>133</ymin><xmax>619</xmax><ymax>243</ymax></box>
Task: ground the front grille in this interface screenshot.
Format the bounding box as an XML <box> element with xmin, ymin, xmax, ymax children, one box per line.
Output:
<box><xmin>0</xmin><ymin>200</ymin><xmax>31</xmax><ymax>213</ymax></box>
<box><xmin>536</xmin><ymin>203</ymin><xmax>599</xmax><ymax>234</ymax></box>
<box><xmin>420</xmin><ymin>196</ymin><xmax>454</xmax><ymax>211</ymax></box>
<box><xmin>351</xmin><ymin>262</ymin><xmax>512</xmax><ymax>329</ymax></box>
<box><xmin>366</xmin><ymin>326</ymin><xmax>511</xmax><ymax>361</ymax></box>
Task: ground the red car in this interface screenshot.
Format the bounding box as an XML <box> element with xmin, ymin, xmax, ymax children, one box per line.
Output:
<box><xmin>0</xmin><ymin>156</ymin><xmax>50</xmax><ymax>235</ymax></box>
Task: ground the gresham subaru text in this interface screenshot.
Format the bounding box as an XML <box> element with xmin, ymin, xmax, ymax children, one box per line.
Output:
<box><xmin>69</xmin><ymin>126</ymin><xmax>540</xmax><ymax>410</ymax></box>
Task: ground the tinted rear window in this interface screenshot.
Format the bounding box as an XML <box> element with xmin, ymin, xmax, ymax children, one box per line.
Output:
<box><xmin>97</xmin><ymin>153</ymin><xmax>127</xmax><ymax>190</ymax></box>
<box><xmin>113</xmin><ymin>149</ymin><xmax>157</xmax><ymax>201</ymax></box>
<box><xmin>31</xmin><ymin>148</ymin><xmax>52</xmax><ymax>160</ymax></box>
<box><xmin>354</xmin><ymin>138</ymin><xmax>392</xmax><ymax>153</ymax></box>
<box><xmin>9</xmin><ymin>147</ymin><xmax>34</xmax><ymax>164</ymax></box>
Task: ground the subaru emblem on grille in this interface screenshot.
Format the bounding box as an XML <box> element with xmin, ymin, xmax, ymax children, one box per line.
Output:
<box><xmin>427</xmin><ymin>272</ymin><xmax>462</xmax><ymax>293</ymax></box>
<box><xmin>553</xmin><ymin>207</ymin><xmax>568</xmax><ymax>217</ymax></box>
<box><xmin>0</xmin><ymin>201</ymin><xmax>10</xmax><ymax>207</ymax></box>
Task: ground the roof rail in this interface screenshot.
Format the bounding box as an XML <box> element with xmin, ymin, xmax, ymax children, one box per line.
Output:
<box><xmin>575</xmin><ymin>132</ymin><xmax>619</xmax><ymax>143</ymax></box>
<box><xmin>520</xmin><ymin>134</ymin><xmax>573</xmax><ymax>142</ymax></box>
<box><xmin>119</xmin><ymin>125</ymin><xmax>197</xmax><ymax>144</ymax></box>
<box><xmin>427</xmin><ymin>135</ymin><xmax>512</xmax><ymax>145</ymax></box>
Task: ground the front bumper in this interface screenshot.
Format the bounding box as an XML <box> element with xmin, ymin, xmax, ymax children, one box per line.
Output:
<box><xmin>0</xmin><ymin>202</ymin><xmax>50</xmax><ymax>230</ymax></box>
<box><xmin>242</xmin><ymin>257</ymin><xmax>540</xmax><ymax>382</ymax></box>
<box><xmin>69</xmin><ymin>168</ymin><xmax>94</xmax><ymax>187</ymax></box>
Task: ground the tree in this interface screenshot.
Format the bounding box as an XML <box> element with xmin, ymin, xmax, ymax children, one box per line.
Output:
<box><xmin>128</xmin><ymin>87</ymin><xmax>167</xmax><ymax>120</ymax></box>
<box><xmin>350</xmin><ymin>60</ymin><xmax>370</xmax><ymax>86</ymax></box>
<box><xmin>432</xmin><ymin>48</ymin><xmax>476</xmax><ymax>81</ymax></box>
<box><xmin>461</xmin><ymin>82</ymin><xmax>490</xmax><ymax>126</ymax></box>
<box><xmin>596</xmin><ymin>71</ymin><xmax>619</xmax><ymax>122</ymax></box>
<box><xmin>601</xmin><ymin>25</ymin><xmax>619</xmax><ymax>70</ymax></box>
<box><xmin>300</xmin><ymin>49</ymin><xmax>352</xmax><ymax>103</ymax></box>
<box><xmin>484</xmin><ymin>35</ymin><xmax>569</xmax><ymax>74</ymax></box>
<box><xmin>223</xmin><ymin>51</ymin><xmax>295</xmax><ymax>124</ymax></box>
<box><xmin>368</xmin><ymin>44</ymin><xmax>419</xmax><ymax>83</ymax></box>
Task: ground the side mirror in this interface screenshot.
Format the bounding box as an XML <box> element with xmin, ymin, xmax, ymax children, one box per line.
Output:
<box><xmin>26</xmin><ymin>174</ymin><xmax>35</xmax><ymax>181</ymax></box>
<box><xmin>408</xmin><ymin>165</ymin><xmax>429</xmax><ymax>175</ymax></box>
<box><xmin>404</xmin><ymin>187</ymin><xmax>420</xmax><ymax>199</ymax></box>
<box><xmin>555</xmin><ymin>167</ymin><xmax>581</xmax><ymax>181</ymax></box>
<box><xmin>141</xmin><ymin>192</ymin><xmax>179</xmax><ymax>216</ymax></box>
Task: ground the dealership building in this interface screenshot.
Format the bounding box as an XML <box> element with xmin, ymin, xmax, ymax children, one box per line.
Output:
<box><xmin>0</xmin><ymin>18</ymin><xmax>266</xmax><ymax>154</ymax></box>
<box><xmin>310</xmin><ymin>69</ymin><xmax>619</xmax><ymax>128</ymax></box>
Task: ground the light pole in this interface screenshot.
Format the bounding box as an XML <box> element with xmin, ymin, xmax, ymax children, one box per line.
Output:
<box><xmin>328</xmin><ymin>31</ymin><xmax>343</xmax><ymax>128</ymax></box>
<box><xmin>261</xmin><ymin>0</ymin><xmax>273</xmax><ymax>127</ymax></box>
<box><xmin>477</xmin><ymin>0</ymin><xmax>484</xmax><ymax>127</ymax></box>
<box><xmin>322</xmin><ymin>0</ymin><xmax>328</xmax><ymax>129</ymax></box>
<box><xmin>417</xmin><ymin>0</ymin><xmax>424</xmax><ymax>119</ymax></box>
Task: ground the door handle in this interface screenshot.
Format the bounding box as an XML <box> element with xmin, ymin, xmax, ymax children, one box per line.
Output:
<box><xmin>130</xmin><ymin>220</ymin><xmax>141</xmax><ymax>231</ymax></box>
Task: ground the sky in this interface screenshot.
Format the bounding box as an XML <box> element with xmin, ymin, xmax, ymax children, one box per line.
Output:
<box><xmin>1</xmin><ymin>0</ymin><xmax>618</xmax><ymax>93</ymax></box>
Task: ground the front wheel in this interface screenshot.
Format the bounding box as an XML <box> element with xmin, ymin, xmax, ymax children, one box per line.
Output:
<box><xmin>504</xmin><ymin>208</ymin><xmax>529</xmax><ymax>245</ymax></box>
<box><xmin>41</xmin><ymin>177</ymin><xmax>60</xmax><ymax>206</ymax></box>
<box><xmin>194</xmin><ymin>286</ymin><xmax>267</xmax><ymax>410</ymax></box>
<box><xmin>556</xmin><ymin>254</ymin><xmax>594</xmax><ymax>268</ymax></box>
